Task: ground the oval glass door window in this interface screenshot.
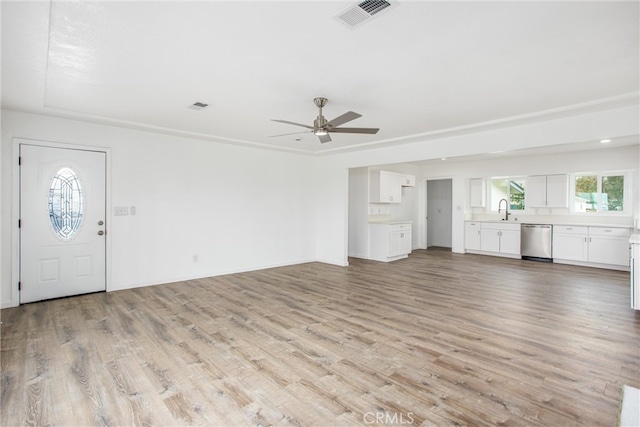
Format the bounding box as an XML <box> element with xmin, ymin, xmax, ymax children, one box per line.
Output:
<box><xmin>48</xmin><ymin>167</ymin><xmax>84</xmax><ymax>240</ymax></box>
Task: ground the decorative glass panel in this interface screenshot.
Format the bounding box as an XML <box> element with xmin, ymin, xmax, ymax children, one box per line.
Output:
<box><xmin>48</xmin><ymin>167</ymin><xmax>84</xmax><ymax>240</ymax></box>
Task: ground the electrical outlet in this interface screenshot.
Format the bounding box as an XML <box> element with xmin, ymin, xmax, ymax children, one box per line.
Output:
<box><xmin>114</xmin><ymin>206</ymin><xmax>129</xmax><ymax>216</ymax></box>
<box><xmin>130</xmin><ymin>206</ymin><xmax>136</xmax><ymax>215</ymax></box>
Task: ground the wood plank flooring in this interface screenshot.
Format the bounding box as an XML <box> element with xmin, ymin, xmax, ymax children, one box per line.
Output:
<box><xmin>2</xmin><ymin>248</ymin><xmax>639</xmax><ymax>426</ymax></box>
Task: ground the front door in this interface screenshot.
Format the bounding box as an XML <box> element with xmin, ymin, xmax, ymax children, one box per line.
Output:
<box><xmin>20</xmin><ymin>144</ymin><xmax>106</xmax><ymax>303</ymax></box>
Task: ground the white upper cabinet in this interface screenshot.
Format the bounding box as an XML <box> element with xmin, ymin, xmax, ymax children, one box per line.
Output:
<box><xmin>527</xmin><ymin>174</ymin><xmax>568</xmax><ymax>208</ymax></box>
<box><xmin>399</xmin><ymin>174</ymin><xmax>416</xmax><ymax>187</ymax></box>
<box><xmin>527</xmin><ymin>175</ymin><xmax>547</xmax><ymax>207</ymax></box>
<box><xmin>546</xmin><ymin>174</ymin><xmax>569</xmax><ymax>207</ymax></box>
<box><xmin>469</xmin><ymin>178</ymin><xmax>486</xmax><ymax>207</ymax></box>
<box><xmin>369</xmin><ymin>170</ymin><xmax>415</xmax><ymax>203</ymax></box>
<box><xmin>369</xmin><ymin>170</ymin><xmax>402</xmax><ymax>203</ymax></box>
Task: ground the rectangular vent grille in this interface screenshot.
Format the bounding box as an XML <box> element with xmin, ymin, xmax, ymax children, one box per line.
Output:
<box><xmin>334</xmin><ymin>0</ymin><xmax>396</xmax><ymax>29</ymax></box>
<box><xmin>359</xmin><ymin>0</ymin><xmax>391</xmax><ymax>16</ymax></box>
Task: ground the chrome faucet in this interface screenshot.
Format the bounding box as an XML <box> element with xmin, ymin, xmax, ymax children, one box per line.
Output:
<box><xmin>498</xmin><ymin>198</ymin><xmax>510</xmax><ymax>221</ymax></box>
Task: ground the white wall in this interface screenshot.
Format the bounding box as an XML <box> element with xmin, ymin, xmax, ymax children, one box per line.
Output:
<box><xmin>1</xmin><ymin>110</ymin><xmax>318</xmax><ymax>307</ymax></box>
<box><xmin>2</xmin><ymin>105</ymin><xmax>639</xmax><ymax>307</ymax></box>
<box><xmin>348</xmin><ymin>168</ymin><xmax>369</xmax><ymax>258</ymax></box>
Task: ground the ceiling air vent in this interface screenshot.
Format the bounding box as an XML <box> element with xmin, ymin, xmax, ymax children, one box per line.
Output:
<box><xmin>334</xmin><ymin>0</ymin><xmax>397</xmax><ymax>29</ymax></box>
<box><xmin>188</xmin><ymin>102</ymin><xmax>209</xmax><ymax>111</ymax></box>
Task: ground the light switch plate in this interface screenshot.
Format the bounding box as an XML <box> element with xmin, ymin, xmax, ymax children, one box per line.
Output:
<box><xmin>114</xmin><ymin>206</ymin><xmax>129</xmax><ymax>216</ymax></box>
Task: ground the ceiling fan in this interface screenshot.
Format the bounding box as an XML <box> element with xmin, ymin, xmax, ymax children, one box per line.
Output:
<box><xmin>271</xmin><ymin>97</ymin><xmax>379</xmax><ymax>143</ymax></box>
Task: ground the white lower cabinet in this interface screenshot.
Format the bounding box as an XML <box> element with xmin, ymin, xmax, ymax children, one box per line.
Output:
<box><xmin>499</xmin><ymin>228</ymin><xmax>521</xmax><ymax>255</ymax></box>
<box><xmin>588</xmin><ymin>227</ymin><xmax>632</xmax><ymax>266</ymax></box>
<box><xmin>466</xmin><ymin>221</ymin><xmax>632</xmax><ymax>270</ymax></box>
<box><xmin>553</xmin><ymin>225</ymin><xmax>631</xmax><ymax>269</ymax></box>
<box><xmin>369</xmin><ymin>223</ymin><xmax>412</xmax><ymax>262</ymax></box>
<box><xmin>464</xmin><ymin>222</ymin><xmax>481</xmax><ymax>251</ymax></box>
<box><xmin>480</xmin><ymin>223</ymin><xmax>521</xmax><ymax>256</ymax></box>
<box><xmin>465</xmin><ymin>221</ymin><xmax>520</xmax><ymax>257</ymax></box>
<box><xmin>553</xmin><ymin>226</ymin><xmax>589</xmax><ymax>262</ymax></box>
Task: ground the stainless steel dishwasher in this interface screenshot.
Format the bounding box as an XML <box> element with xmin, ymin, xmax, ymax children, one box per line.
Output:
<box><xmin>521</xmin><ymin>224</ymin><xmax>553</xmax><ymax>261</ymax></box>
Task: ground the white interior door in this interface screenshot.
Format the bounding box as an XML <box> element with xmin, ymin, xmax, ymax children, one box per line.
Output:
<box><xmin>20</xmin><ymin>144</ymin><xmax>106</xmax><ymax>303</ymax></box>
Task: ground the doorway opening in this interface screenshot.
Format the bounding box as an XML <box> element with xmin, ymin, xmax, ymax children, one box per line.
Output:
<box><xmin>426</xmin><ymin>179</ymin><xmax>453</xmax><ymax>249</ymax></box>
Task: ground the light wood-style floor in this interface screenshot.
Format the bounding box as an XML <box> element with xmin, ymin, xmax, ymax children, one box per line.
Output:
<box><xmin>2</xmin><ymin>248</ymin><xmax>639</xmax><ymax>426</ymax></box>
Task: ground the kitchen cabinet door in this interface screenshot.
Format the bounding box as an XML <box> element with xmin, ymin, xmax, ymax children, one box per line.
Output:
<box><xmin>370</xmin><ymin>170</ymin><xmax>402</xmax><ymax>203</ymax></box>
<box><xmin>553</xmin><ymin>233</ymin><xmax>588</xmax><ymax>261</ymax></box>
<box><xmin>480</xmin><ymin>230</ymin><xmax>500</xmax><ymax>253</ymax></box>
<box><xmin>545</xmin><ymin>174</ymin><xmax>568</xmax><ymax>208</ymax></box>
<box><xmin>465</xmin><ymin>223</ymin><xmax>481</xmax><ymax>251</ymax></box>
<box><xmin>588</xmin><ymin>236</ymin><xmax>628</xmax><ymax>265</ymax></box>
<box><xmin>527</xmin><ymin>174</ymin><xmax>568</xmax><ymax>208</ymax></box>
<box><xmin>369</xmin><ymin>223</ymin><xmax>412</xmax><ymax>262</ymax></box>
<box><xmin>469</xmin><ymin>178</ymin><xmax>486</xmax><ymax>207</ymax></box>
<box><xmin>499</xmin><ymin>229</ymin><xmax>521</xmax><ymax>255</ymax></box>
<box><xmin>527</xmin><ymin>175</ymin><xmax>548</xmax><ymax>208</ymax></box>
<box><xmin>400</xmin><ymin>174</ymin><xmax>416</xmax><ymax>187</ymax></box>
<box><xmin>389</xmin><ymin>230</ymin><xmax>411</xmax><ymax>257</ymax></box>
<box><xmin>588</xmin><ymin>227</ymin><xmax>632</xmax><ymax>266</ymax></box>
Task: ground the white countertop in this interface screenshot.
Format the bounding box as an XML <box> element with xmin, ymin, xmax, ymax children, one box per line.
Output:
<box><xmin>466</xmin><ymin>219</ymin><xmax>633</xmax><ymax>229</ymax></box>
<box><xmin>368</xmin><ymin>220</ymin><xmax>413</xmax><ymax>225</ymax></box>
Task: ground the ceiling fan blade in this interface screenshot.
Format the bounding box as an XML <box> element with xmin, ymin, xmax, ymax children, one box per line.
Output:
<box><xmin>271</xmin><ymin>119</ymin><xmax>314</xmax><ymax>129</ymax></box>
<box><xmin>330</xmin><ymin>127</ymin><xmax>379</xmax><ymax>134</ymax></box>
<box><xmin>325</xmin><ymin>111</ymin><xmax>362</xmax><ymax>129</ymax></box>
<box><xmin>269</xmin><ymin>130</ymin><xmax>311</xmax><ymax>137</ymax></box>
<box><xmin>318</xmin><ymin>133</ymin><xmax>332</xmax><ymax>143</ymax></box>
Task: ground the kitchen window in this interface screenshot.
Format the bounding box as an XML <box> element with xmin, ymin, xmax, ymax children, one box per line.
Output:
<box><xmin>573</xmin><ymin>173</ymin><xmax>626</xmax><ymax>213</ymax></box>
<box><xmin>490</xmin><ymin>178</ymin><xmax>525</xmax><ymax>211</ymax></box>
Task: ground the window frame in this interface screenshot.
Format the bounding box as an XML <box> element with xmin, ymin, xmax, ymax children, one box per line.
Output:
<box><xmin>570</xmin><ymin>171</ymin><xmax>630</xmax><ymax>215</ymax></box>
<box><xmin>488</xmin><ymin>176</ymin><xmax>527</xmax><ymax>212</ymax></box>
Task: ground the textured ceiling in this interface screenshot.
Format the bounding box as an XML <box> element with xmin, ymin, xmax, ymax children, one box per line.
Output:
<box><xmin>2</xmin><ymin>1</ymin><xmax>639</xmax><ymax>155</ymax></box>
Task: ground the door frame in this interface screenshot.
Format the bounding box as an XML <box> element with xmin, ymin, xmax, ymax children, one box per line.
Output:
<box><xmin>420</xmin><ymin>176</ymin><xmax>454</xmax><ymax>250</ymax></box>
<box><xmin>11</xmin><ymin>137</ymin><xmax>112</xmax><ymax>307</ymax></box>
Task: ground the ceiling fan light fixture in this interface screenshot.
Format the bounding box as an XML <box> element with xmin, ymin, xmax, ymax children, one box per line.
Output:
<box><xmin>315</xmin><ymin>129</ymin><xmax>328</xmax><ymax>136</ymax></box>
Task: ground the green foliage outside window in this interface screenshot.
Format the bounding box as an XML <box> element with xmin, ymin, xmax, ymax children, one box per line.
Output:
<box><xmin>575</xmin><ymin>174</ymin><xmax>624</xmax><ymax>212</ymax></box>
<box><xmin>509</xmin><ymin>180</ymin><xmax>525</xmax><ymax>210</ymax></box>
<box><xmin>602</xmin><ymin>176</ymin><xmax>624</xmax><ymax>211</ymax></box>
<box><xmin>491</xmin><ymin>179</ymin><xmax>525</xmax><ymax>211</ymax></box>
